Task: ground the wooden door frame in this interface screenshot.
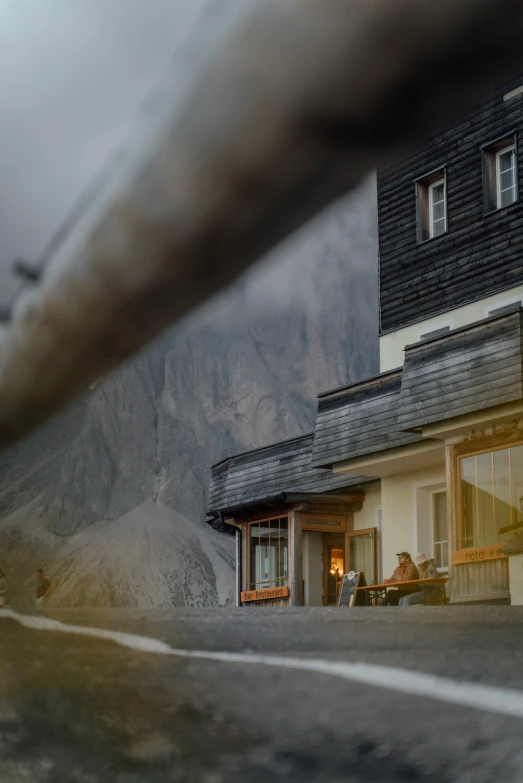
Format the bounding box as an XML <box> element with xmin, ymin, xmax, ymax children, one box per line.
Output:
<box><xmin>346</xmin><ymin>527</ymin><xmax>378</xmax><ymax>585</ymax></box>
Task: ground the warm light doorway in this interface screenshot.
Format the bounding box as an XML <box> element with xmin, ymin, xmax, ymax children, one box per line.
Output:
<box><xmin>323</xmin><ymin>533</ymin><xmax>345</xmax><ymax>606</ymax></box>
<box><xmin>302</xmin><ymin>531</ymin><xmax>345</xmax><ymax>606</ymax></box>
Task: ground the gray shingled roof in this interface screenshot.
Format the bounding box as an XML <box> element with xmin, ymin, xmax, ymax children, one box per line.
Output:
<box><xmin>398</xmin><ymin>306</ymin><xmax>523</xmax><ymax>431</ymax></box>
<box><xmin>208</xmin><ymin>433</ymin><xmax>367</xmax><ymax>515</ymax></box>
<box><xmin>209</xmin><ymin>309</ymin><xmax>523</xmax><ymax>509</ymax></box>
<box><xmin>311</xmin><ymin>369</ymin><xmax>423</xmax><ymax>469</ymax></box>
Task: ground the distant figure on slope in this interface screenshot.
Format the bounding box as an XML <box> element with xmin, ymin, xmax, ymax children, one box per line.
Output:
<box><xmin>399</xmin><ymin>553</ymin><xmax>440</xmax><ymax>606</ymax></box>
<box><xmin>381</xmin><ymin>552</ymin><xmax>419</xmax><ymax>606</ymax></box>
<box><xmin>0</xmin><ymin>570</ymin><xmax>7</xmax><ymax>608</ymax></box>
<box><xmin>35</xmin><ymin>568</ymin><xmax>51</xmax><ymax>609</ymax></box>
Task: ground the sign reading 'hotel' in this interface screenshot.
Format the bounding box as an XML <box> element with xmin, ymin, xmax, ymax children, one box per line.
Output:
<box><xmin>241</xmin><ymin>586</ymin><xmax>290</xmax><ymax>602</ymax></box>
<box><xmin>452</xmin><ymin>544</ymin><xmax>507</xmax><ymax>565</ymax></box>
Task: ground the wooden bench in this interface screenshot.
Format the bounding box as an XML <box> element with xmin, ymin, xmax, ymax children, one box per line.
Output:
<box><xmin>357</xmin><ymin>576</ymin><xmax>448</xmax><ymax>606</ymax></box>
<box><xmin>423</xmin><ymin>583</ymin><xmax>448</xmax><ymax>605</ymax></box>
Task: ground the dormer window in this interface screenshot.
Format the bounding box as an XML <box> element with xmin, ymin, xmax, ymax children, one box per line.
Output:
<box><xmin>483</xmin><ymin>134</ymin><xmax>518</xmax><ymax>212</ymax></box>
<box><xmin>416</xmin><ymin>169</ymin><xmax>447</xmax><ymax>242</ymax></box>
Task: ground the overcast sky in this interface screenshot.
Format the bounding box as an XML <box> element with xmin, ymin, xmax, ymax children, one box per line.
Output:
<box><xmin>0</xmin><ymin>0</ymin><xmax>215</xmax><ymax>302</ymax></box>
<box><xmin>0</xmin><ymin>0</ymin><xmax>377</xmax><ymax>322</ymax></box>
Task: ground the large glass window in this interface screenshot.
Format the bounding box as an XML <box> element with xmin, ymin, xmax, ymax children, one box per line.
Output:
<box><xmin>460</xmin><ymin>445</ymin><xmax>523</xmax><ymax>548</ymax></box>
<box><xmin>249</xmin><ymin>517</ymin><xmax>288</xmax><ymax>590</ymax></box>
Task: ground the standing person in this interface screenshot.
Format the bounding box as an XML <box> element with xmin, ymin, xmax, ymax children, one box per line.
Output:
<box><xmin>399</xmin><ymin>553</ymin><xmax>441</xmax><ymax>606</ymax></box>
<box><xmin>0</xmin><ymin>570</ymin><xmax>7</xmax><ymax>609</ymax></box>
<box><xmin>381</xmin><ymin>552</ymin><xmax>420</xmax><ymax>606</ymax></box>
<box><xmin>35</xmin><ymin>568</ymin><xmax>51</xmax><ymax>609</ymax></box>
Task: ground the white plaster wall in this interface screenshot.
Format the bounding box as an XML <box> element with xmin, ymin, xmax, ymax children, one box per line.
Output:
<box><xmin>353</xmin><ymin>481</ymin><xmax>382</xmax><ymax>531</ymax></box>
<box><xmin>380</xmin><ymin>285</ymin><xmax>523</xmax><ymax>372</ymax></box>
<box><xmin>353</xmin><ymin>480</ymin><xmax>382</xmax><ymax>582</ymax></box>
<box><xmin>380</xmin><ymin>464</ymin><xmax>446</xmax><ymax>580</ymax></box>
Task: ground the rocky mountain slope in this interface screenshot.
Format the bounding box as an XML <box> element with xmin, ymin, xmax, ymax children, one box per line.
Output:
<box><xmin>50</xmin><ymin>501</ymin><xmax>235</xmax><ymax>608</ymax></box>
<box><xmin>0</xmin><ymin>177</ymin><xmax>378</xmax><ymax>607</ymax></box>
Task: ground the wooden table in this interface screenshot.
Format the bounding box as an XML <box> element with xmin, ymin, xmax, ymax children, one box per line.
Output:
<box><xmin>357</xmin><ymin>577</ymin><xmax>448</xmax><ymax>606</ymax></box>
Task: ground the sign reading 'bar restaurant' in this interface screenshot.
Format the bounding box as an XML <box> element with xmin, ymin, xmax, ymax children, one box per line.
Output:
<box><xmin>241</xmin><ymin>586</ymin><xmax>290</xmax><ymax>602</ymax></box>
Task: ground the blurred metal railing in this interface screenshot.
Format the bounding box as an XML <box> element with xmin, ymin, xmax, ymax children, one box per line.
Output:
<box><xmin>1</xmin><ymin>0</ymin><xmax>523</xmax><ymax>450</ymax></box>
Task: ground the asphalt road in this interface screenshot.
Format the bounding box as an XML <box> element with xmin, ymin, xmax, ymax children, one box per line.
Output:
<box><xmin>2</xmin><ymin>606</ymin><xmax>523</xmax><ymax>782</ymax></box>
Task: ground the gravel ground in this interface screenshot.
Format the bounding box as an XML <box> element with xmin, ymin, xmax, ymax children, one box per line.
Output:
<box><xmin>2</xmin><ymin>606</ymin><xmax>523</xmax><ymax>782</ymax></box>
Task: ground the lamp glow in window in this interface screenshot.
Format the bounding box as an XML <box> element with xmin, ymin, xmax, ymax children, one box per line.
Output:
<box><xmin>329</xmin><ymin>548</ymin><xmax>344</xmax><ymax>576</ymax></box>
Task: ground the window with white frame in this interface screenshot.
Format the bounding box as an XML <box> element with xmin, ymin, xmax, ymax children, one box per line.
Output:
<box><xmin>416</xmin><ymin>482</ymin><xmax>448</xmax><ymax>570</ymax></box>
<box><xmin>431</xmin><ymin>490</ymin><xmax>448</xmax><ymax>569</ymax></box>
<box><xmin>376</xmin><ymin>506</ymin><xmax>383</xmax><ymax>583</ymax></box>
<box><xmin>483</xmin><ymin>134</ymin><xmax>518</xmax><ymax>212</ymax></box>
<box><xmin>429</xmin><ymin>179</ymin><xmax>446</xmax><ymax>237</ymax></box>
<box><xmin>416</xmin><ymin>170</ymin><xmax>447</xmax><ymax>242</ymax></box>
<box><xmin>496</xmin><ymin>145</ymin><xmax>517</xmax><ymax>208</ymax></box>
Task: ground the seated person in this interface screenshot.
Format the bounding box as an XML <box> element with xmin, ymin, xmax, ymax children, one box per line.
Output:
<box><xmin>381</xmin><ymin>552</ymin><xmax>419</xmax><ymax>606</ymax></box>
<box><xmin>399</xmin><ymin>553</ymin><xmax>441</xmax><ymax>606</ymax></box>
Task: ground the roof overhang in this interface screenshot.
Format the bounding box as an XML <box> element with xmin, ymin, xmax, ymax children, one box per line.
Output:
<box><xmin>206</xmin><ymin>488</ymin><xmax>369</xmax><ymax>522</ymax></box>
<box><xmin>421</xmin><ymin>401</ymin><xmax>523</xmax><ymax>440</ymax></box>
<box><xmin>332</xmin><ymin>440</ymin><xmax>445</xmax><ymax>477</ymax></box>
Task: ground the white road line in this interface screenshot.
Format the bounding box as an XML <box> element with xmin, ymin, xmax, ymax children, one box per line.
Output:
<box><xmin>1</xmin><ymin>610</ymin><xmax>173</xmax><ymax>654</ymax></box>
<box><xmin>3</xmin><ymin>609</ymin><xmax>523</xmax><ymax>720</ymax></box>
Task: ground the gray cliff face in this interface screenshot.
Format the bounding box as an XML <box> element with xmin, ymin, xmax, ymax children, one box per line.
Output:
<box><xmin>0</xmin><ymin>178</ymin><xmax>378</xmax><ymax>605</ymax></box>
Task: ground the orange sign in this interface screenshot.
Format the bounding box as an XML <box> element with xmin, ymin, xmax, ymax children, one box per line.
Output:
<box><xmin>452</xmin><ymin>544</ymin><xmax>507</xmax><ymax>565</ymax></box>
<box><xmin>241</xmin><ymin>586</ymin><xmax>290</xmax><ymax>602</ymax></box>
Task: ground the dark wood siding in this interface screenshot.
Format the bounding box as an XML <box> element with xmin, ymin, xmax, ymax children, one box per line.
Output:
<box><xmin>208</xmin><ymin>434</ymin><xmax>361</xmax><ymax>515</ymax></box>
<box><xmin>398</xmin><ymin>308</ymin><xmax>523</xmax><ymax>431</ymax></box>
<box><xmin>379</xmin><ymin>71</ymin><xmax>523</xmax><ymax>333</ymax></box>
<box><xmin>311</xmin><ymin>370</ymin><xmax>422</xmax><ymax>468</ymax></box>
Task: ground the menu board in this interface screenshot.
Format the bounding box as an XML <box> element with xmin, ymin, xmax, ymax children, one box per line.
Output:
<box><xmin>337</xmin><ymin>571</ymin><xmax>367</xmax><ymax>607</ymax></box>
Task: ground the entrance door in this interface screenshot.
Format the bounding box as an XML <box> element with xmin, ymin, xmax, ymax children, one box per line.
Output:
<box><xmin>302</xmin><ymin>531</ymin><xmax>323</xmax><ymax>606</ymax></box>
<box><xmin>347</xmin><ymin>528</ymin><xmax>377</xmax><ymax>586</ymax></box>
<box><xmin>323</xmin><ymin>533</ymin><xmax>345</xmax><ymax>605</ymax></box>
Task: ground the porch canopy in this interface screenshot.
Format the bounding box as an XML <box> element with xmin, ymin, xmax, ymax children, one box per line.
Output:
<box><xmin>207</xmin><ymin>433</ymin><xmax>367</xmax><ymax>525</ymax></box>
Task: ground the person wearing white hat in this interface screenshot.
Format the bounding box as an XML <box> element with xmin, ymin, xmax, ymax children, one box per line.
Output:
<box><xmin>399</xmin><ymin>553</ymin><xmax>440</xmax><ymax>606</ymax></box>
